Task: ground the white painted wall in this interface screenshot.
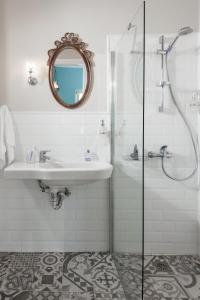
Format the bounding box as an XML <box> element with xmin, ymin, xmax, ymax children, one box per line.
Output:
<box><xmin>146</xmin><ymin>0</ymin><xmax>199</xmax><ymax>34</ymax></box>
<box><xmin>0</xmin><ymin>0</ymin><xmax>141</xmax><ymax>111</ymax></box>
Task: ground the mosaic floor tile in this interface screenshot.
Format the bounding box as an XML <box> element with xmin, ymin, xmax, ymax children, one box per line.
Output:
<box><xmin>117</xmin><ymin>268</ymin><xmax>142</xmax><ymax>300</ymax></box>
<box><xmin>11</xmin><ymin>253</ymin><xmax>38</xmax><ymax>269</ymax></box>
<box><xmin>166</xmin><ymin>255</ymin><xmax>200</xmax><ymax>275</ymax></box>
<box><xmin>62</xmin><ymin>291</ymin><xmax>94</xmax><ymax>300</ymax></box>
<box><xmin>31</xmin><ymin>289</ymin><xmax>62</xmax><ymax>300</ymax></box>
<box><xmin>0</xmin><ymin>290</ymin><xmax>32</xmax><ymax>300</ymax></box>
<box><xmin>32</xmin><ymin>252</ymin><xmax>63</xmax><ymax>292</ymax></box>
<box><xmin>94</xmin><ymin>291</ymin><xmax>126</xmax><ymax>300</ymax></box>
<box><xmin>1</xmin><ymin>252</ymin><xmax>200</xmax><ymax>300</ymax></box>
<box><xmin>63</xmin><ymin>253</ymin><xmax>93</xmax><ymax>293</ymax></box>
<box><xmin>0</xmin><ymin>252</ymin><xmax>14</xmax><ymax>281</ymax></box>
<box><xmin>63</xmin><ymin>253</ymin><xmax>91</xmax><ymax>279</ymax></box>
<box><xmin>144</xmin><ymin>255</ymin><xmax>174</xmax><ymax>275</ymax></box>
<box><xmin>88</xmin><ymin>253</ymin><xmax>114</xmax><ymax>270</ymax></box>
<box><xmin>113</xmin><ymin>253</ymin><xmax>142</xmax><ymax>271</ymax></box>
<box><xmin>63</xmin><ymin>271</ymin><xmax>93</xmax><ymax>294</ymax></box>
<box><xmin>144</xmin><ymin>275</ymin><xmax>190</xmax><ymax>299</ymax></box>
<box><xmin>0</xmin><ymin>267</ymin><xmax>34</xmax><ymax>292</ymax></box>
<box><xmin>175</xmin><ymin>274</ymin><xmax>200</xmax><ymax>299</ymax></box>
<box><xmin>88</xmin><ymin>253</ymin><xmax>126</xmax><ymax>298</ymax></box>
<box><xmin>91</xmin><ymin>266</ymin><xmax>125</xmax><ymax>296</ymax></box>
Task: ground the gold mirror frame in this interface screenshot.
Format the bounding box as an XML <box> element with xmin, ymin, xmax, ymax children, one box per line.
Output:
<box><xmin>47</xmin><ymin>33</ymin><xmax>93</xmax><ymax>109</ymax></box>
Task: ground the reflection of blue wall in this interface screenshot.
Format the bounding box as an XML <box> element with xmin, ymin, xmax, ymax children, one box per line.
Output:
<box><xmin>53</xmin><ymin>66</ymin><xmax>83</xmax><ymax>104</ymax></box>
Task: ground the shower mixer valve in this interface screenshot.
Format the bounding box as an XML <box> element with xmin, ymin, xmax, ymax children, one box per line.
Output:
<box><xmin>148</xmin><ymin>145</ymin><xmax>172</xmax><ymax>159</ymax></box>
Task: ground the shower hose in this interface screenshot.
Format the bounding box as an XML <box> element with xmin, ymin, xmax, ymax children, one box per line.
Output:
<box><xmin>161</xmin><ymin>54</ymin><xmax>199</xmax><ymax>181</ymax></box>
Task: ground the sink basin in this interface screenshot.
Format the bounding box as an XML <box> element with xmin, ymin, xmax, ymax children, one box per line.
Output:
<box><xmin>4</xmin><ymin>161</ymin><xmax>113</xmax><ymax>186</ymax></box>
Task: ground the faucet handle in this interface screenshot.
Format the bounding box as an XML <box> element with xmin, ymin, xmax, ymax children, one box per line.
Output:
<box><xmin>39</xmin><ymin>150</ymin><xmax>51</xmax><ymax>163</ymax></box>
<box><xmin>40</xmin><ymin>150</ymin><xmax>51</xmax><ymax>154</ymax></box>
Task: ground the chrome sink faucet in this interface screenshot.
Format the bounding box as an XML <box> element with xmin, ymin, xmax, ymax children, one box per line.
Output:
<box><xmin>39</xmin><ymin>150</ymin><xmax>51</xmax><ymax>163</ymax></box>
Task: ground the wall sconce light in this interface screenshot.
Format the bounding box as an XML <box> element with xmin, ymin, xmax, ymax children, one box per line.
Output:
<box><xmin>26</xmin><ymin>63</ymin><xmax>38</xmax><ymax>86</ymax></box>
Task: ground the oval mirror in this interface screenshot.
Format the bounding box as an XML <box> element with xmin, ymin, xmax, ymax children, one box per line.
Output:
<box><xmin>48</xmin><ymin>33</ymin><xmax>93</xmax><ymax>109</ymax></box>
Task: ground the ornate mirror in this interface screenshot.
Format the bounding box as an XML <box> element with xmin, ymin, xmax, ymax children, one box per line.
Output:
<box><xmin>48</xmin><ymin>33</ymin><xmax>93</xmax><ymax>109</ymax></box>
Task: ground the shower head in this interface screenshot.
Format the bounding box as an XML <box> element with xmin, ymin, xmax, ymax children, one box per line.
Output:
<box><xmin>178</xmin><ymin>26</ymin><xmax>193</xmax><ymax>36</ymax></box>
<box><xmin>166</xmin><ymin>26</ymin><xmax>193</xmax><ymax>54</ymax></box>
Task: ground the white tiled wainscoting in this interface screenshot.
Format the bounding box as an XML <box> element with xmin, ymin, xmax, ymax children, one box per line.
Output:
<box><xmin>0</xmin><ymin>111</ymin><xmax>110</xmax><ymax>252</ymax></box>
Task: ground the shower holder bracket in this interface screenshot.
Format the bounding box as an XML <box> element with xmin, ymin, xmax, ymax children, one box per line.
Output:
<box><xmin>38</xmin><ymin>180</ymin><xmax>71</xmax><ymax>210</ymax></box>
<box><xmin>156</xmin><ymin>81</ymin><xmax>170</xmax><ymax>88</ymax></box>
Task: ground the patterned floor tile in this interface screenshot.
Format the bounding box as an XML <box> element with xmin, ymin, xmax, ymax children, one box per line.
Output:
<box><xmin>32</xmin><ymin>252</ymin><xmax>63</xmax><ymax>292</ymax></box>
<box><xmin>0</xmin><ymin>252</ymin><xmax>14</xmax><ymax>281</ymax></box>
<box><xmin>0</xmin><ymin>267</ymin><xmax>34</xmax><ymax>293</ymax></box>
<box><xmin>88</xmin><ymin>253</ymin><xmax>114</xmax><ymax>270</ymax></box>
<box><xmin>63</xmin><ymin>253</ymin><xmax>93</xmax><ymax>294</ymax></box>
<box><xmin>62</xmin><ymin>271</ymin><xmax>93</xmax><ymax>294</ymax></box>
<box><xmin>64</xmin><ymin>253</ymin><xmax>91</xmax><ymax>278</ymax></box>
<box><xmin>175</xmin><ymin>274</ymin><xmax>200</xmax><ymax>299</ymax></box>
<box><xmin>144</xmin><ymin>255</ymin><xmax>174</xmax><ymax>275</ymax></box>
<box><xmin>31</xmin><ymin>289</ymin><xmax>62</xmax><ymax>299</ymax></box>
<box><xmin>113</xmin><ymin>253</ymin><xmax>142</xmax><ymax>271</ymax></box>
<box><xmin>144</xmin><ymin>255</ymin><xmax>154</xmax><ymax>267</ymax></box>
<box><xmin>11</xmin><ymin>253</ymin><xmax>38</xmax><ymax>269</ymax></box>
<box><xmin>143</xmin><ymin>297</ymin><xmax>191</xmax><ymax>300</ymax></box>
<box><xmin>62</xmin><ymin>291</ymin><xmax>94</xmax><ymax>300</ymax></box>
<box><xmin>89</xmin><ymin>252</ymin><xmax>125</xmax><ymax>296</ymax></box>
<box><xmin>91</xmin><ymin>265</ymin><xmax>125</xmax><ymax>296</ymax></box>
<box><xmin>144</xmin><ymin>275</ymin><xmax>190</xmax><ymax>299</ymax></box>
<box><xmin>166</xmin><ymin>256</ymin><xmax>200</xmax><ymax>275</ymax></box>
<box><xmin>2</xmin><ymin>252</ymin><xmax>200</xmax><ymax>300</ymax></box>
<box><xmin>0</xmin><ymin>290</ymin><xmax>32</xmax><ymax>299</ymax></box>
<box><xmin>94</xmin><ymin>291</ymin><xmax>126</xmax><ymax>300</ymax></box>
<box><xmin>117</xmin><ymin>268</ymin><xmax>142</xmax><ymax>300</ymax></box>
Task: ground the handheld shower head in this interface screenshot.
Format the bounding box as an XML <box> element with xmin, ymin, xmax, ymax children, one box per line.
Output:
<box><xmin>166</xmin><ymin>26</ymin><xmax>193</xmax><ymax>54</ymax></box>
<box><xmin>178</xmin><ymin>26</ymin><xmax>193</xmax><ymax>36</ymax></box>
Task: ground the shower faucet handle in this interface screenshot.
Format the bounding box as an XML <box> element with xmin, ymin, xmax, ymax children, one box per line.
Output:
<box><xmin>148</xmin><ymin>145</ymin><xmax>172</xmax><ymax>159</ymax></box>
<box><xmin>160</xmin><ymin>145</ymin><xmax>172</xmax><ymax>158</ymax></box>
<box><xmin>39</xmin><ymin>150</ymin><xmax>51</xmax><ymax>163</ymax></box>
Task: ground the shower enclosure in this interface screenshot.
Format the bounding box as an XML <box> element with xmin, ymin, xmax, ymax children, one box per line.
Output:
<box><xmin>110</xmin><ymin>2</ymin><xmax>145</xmax><ymax>299</ymax></box>
<box><xmin>110</xmin><ymin>0</ymin><xmax>200</xmax><ymax>299</ymax></box>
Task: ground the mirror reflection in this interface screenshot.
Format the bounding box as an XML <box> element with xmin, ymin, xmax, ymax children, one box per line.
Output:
<box><xmin>52</xmin><ymin>48</ymin><xmax>87</xmax><ymax>105</ymax></box>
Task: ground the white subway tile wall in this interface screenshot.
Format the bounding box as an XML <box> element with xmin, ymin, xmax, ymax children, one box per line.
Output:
<box><xmin>144</xmin><ymin>34</ymin><xmax>198</xmax><ymax>254</ymax></box>
<box><xmin>1</xmin><ymin>31</ymin><xmax>199</xmax><ymax>254</ymax></box>
<box><xmin>0</xmin><ymin>112</ymin><xmax>110</xmax><ymax>252</ymax></box>
<box><xmin>113</xmin><ymin>33</ymin><xmax>199</xmax><ymax>255</ymax></box>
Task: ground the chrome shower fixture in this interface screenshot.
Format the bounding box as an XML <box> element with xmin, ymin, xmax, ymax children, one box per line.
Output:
<box><xmin>157</xmin><ymin>26</ymin><xmax>194</xmax><ymax>112</ymax></box>
<box><xmin>157</xmin><ymin>27</ymin><xmax>193</xmax><ymax>56</ymax></box>
<box><xmin>148</xmin><ymin>145</ymin><xmax>172</xmax><ymax>159</ymax></box>
<box><xmin>178</xmin><ymin>26</ymin><xmax>193</xmax><ymax>35</ymax></box>
<box><xmin>166</xmin><ymin>26</ymin><xmax>193</xmax><ymax>54</ymax></box>
<box><xmin>156</xmin><ymin>25</ymin><xmax>199</xmax><ymax>181</ymax></box>
<box><xmin>127</xmin><ymin>22</ymin><xmax>136</xmax><ymax>31</ymax></box>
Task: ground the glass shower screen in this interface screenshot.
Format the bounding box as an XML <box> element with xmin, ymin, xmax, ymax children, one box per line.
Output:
<box><xmin>110</xmin><ymin>2</ymin><xmax>145</xmax><ymax>299</ymax></box>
